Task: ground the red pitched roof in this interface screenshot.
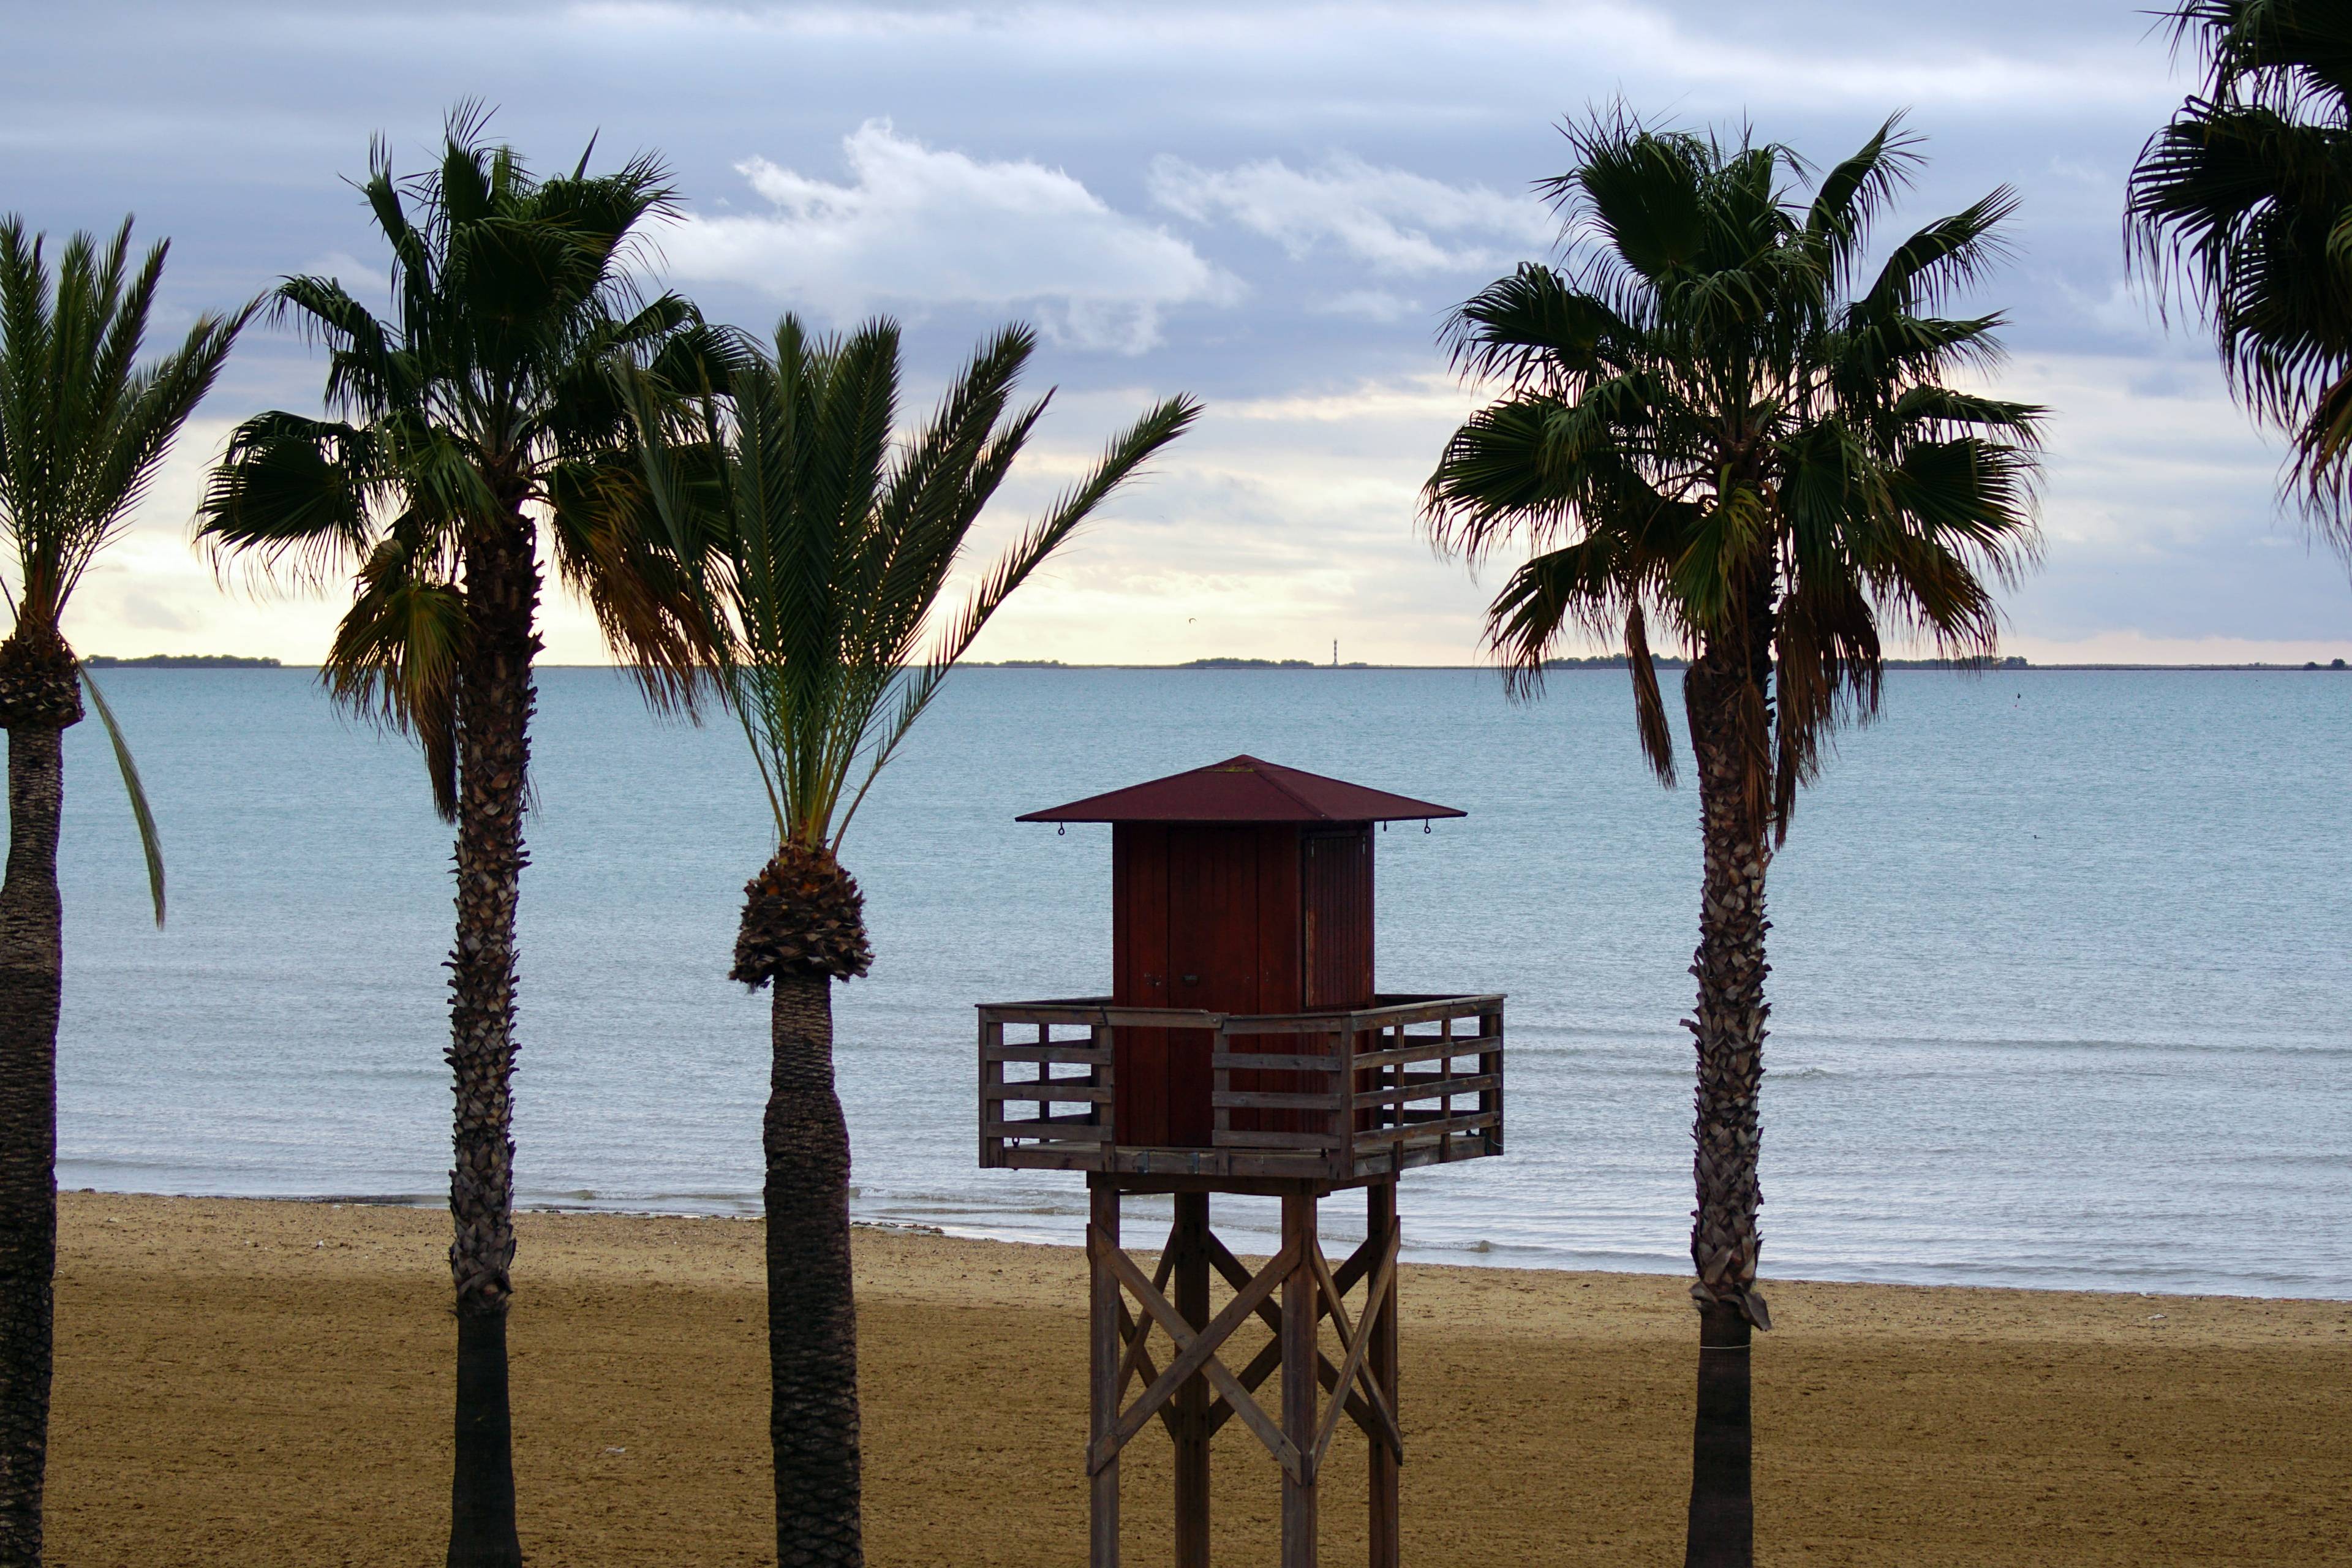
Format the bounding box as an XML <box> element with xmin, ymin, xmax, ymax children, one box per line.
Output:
<box><xmin>1017</xmin><ymin>755</ymin><xmax>1466</xmax><ymax>824</ymax></box>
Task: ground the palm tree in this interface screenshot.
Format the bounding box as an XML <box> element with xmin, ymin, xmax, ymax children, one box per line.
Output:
<box><xmin>1422</xmin><ymin>112</ymin><xmax>2041</xmax><ymax>1568</ymax></box>
<box><xmin>0</xmin><ymin>215</ymin><xmax>246</xmax><ymax>1567</ymax></box>
<box><xmin>631</xmin><ymin>314</ymin><xmax>1196</xmax><ymax>1566</ymax></box>
<box><xmin>196</xmin><ymin>107</ymin><xmax>728</xmax><ymax>1568</ymax></box>
<box><xmin>2128</xmin><ymin>0</ymin><xmax>2352</xmax><ymax>553</ymax></box>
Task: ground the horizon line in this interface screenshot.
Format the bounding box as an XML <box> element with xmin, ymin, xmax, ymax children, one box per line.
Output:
<box><xmin>81</xmin><ymin>658</ymin><xmax>2352</xmax><ymax>674</ymax></box>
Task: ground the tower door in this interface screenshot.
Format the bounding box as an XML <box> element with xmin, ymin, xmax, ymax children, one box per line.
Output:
<box><xmin>1160</xmin><ymin>826</ymin><xmax>1265</xmax><ymax>1146</ymax></box>
<box><xmin>1301</xmin><ymin>825</ymin><xmax>1374</xmax><ymax>1011</ymax></box>
<box><xmin>1165</xmin><ymin>826</ymin><xmax>1264</xmax><ymax>1013</ymax></box>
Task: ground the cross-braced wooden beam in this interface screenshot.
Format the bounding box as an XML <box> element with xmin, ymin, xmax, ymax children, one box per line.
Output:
<box><xmin>1202</xmin><ymin>1226</ymin><xmax>1402</xmax><ymax>1459</ymax></box>
<box><xmin>1090</xmin><ymin>1223</ymin><xmax>1300</xmax><ymax>1477</ymax></box>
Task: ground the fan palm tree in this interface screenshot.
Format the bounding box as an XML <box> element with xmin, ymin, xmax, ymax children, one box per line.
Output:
<box><xmin>0</xmin><ymin>215</ymin><xmax>246</xmax><ymax>1567</ymax></box>
<box><xmin>1422</xmin><ymin>112</ymin><xmax>2041</xmax><ymax>1568</ymax></box>
<box><xmin>196</xmin><ymin>107</ymin><xmax>728</xmax><ymax>1568</ymax></box>
<box><xmin>631</xmin><ymin>314</ymin><xmax>1196</xmax><ymax>1566</ymax></box>
<box><xmin>2128</xmin><ymin>0</ymin><xmax>2352</xmax><ymax>553</ymax></box>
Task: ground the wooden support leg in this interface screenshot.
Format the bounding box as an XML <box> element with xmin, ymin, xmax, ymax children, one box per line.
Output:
<box><xmin>1174</xmin><ymin>1193</ymin><xmax>1212</xmax><ymax>1568</ymax></box>
<box><xmin>1281</xmin><ymin>1193</ymin><xmax>1319</xmax><ymax>1568</ymax></box>
<box><xmin>1367</xmin><ymin>1182</ymin><xmax>1400</xmax><ymax>1568</ymax></box>
<box><xmin>1091</xmin><ymin>1182</ymin><xmax>1122</xmax><ymax>1568</ymax></box>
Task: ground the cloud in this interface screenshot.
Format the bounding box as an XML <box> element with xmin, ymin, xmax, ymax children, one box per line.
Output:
<box><xmin>1148</xmin><ymin>153</ymin><xmax>1553</xmax><ymax>276</ymax></box>
<box><xmin>562</xmin><ymin>5</ymin><xmax>2166</xmax><ymax>116</ymax></box>
<box><xmin>305</xmin><ymin>251</ymin><xmax>391</xmax><ymax>303</ymax></box>
<box><xmin>1311</xmin><ymin>289</ymin><xmax>1423</xmax><ymax>323</ymax></box>
<box><xmin>668</xmin><ymin>121</ymin><xmax>1237</xmax><ymax>353</ymax></box>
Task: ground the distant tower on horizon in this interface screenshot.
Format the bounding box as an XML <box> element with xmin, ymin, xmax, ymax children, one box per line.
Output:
<box><xmin>1332</xmin><ymin>639</ymin><xmax>1338</xmax><ymax>668</ymax></box>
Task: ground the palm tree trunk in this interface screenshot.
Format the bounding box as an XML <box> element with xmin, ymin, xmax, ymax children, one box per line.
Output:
<box><xmin>1681</xmin><ymin>623</ymin><xmax>1773</xmax><ymax>1568</ymax></box>
<box><xmin>445</xmin><ymin>522</ymin><xmax>538</xmax><ymax>1568</ymax></box>
<box><xmin>0</xmin><ymin>635</ymin><xmax>79</xmax><ymax>1568</ymax></box>
<box><xmin>765</xmin><ymin>970</ymin><xmax>862</xmax><ymax>1568</ymax></box>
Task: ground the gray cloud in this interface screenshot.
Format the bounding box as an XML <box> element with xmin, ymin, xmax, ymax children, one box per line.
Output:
<box><xmin>669</xmin><ymin>123</ymin><xmax>1238</xmax><ymax>353</ymax></box>
<box><xmin>1147</xmin><ymin>153</ymin><xmax>1551</xmax><ymax>276</ymax></box>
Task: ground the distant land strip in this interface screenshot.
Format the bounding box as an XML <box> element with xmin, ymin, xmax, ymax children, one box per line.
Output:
<box><xmin>85</xmin><ymin>654</ymin><xmax>284</xmax><ymax>669</ymax></box>
<box><xmin>971</xmin><ymin>655</ymin><xmax>2350</xmax><ymax>671</ymax></box>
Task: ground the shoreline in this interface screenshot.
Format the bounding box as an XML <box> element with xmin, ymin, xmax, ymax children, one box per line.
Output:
<box><xmin>61</xmin><ymin>1184</ymin><xmax>2352</xmax><ymax>1305</ymax></box>
<box><xmin>47</xmin><ymin>1192</ymin><xmax>2352</xmax><ymax>1566</ymax></box>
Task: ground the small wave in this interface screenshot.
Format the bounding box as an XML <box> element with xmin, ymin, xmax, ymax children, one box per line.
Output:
<box><xmin>1784</xmin><ymin>1031</ymin><xmax>2348</xmax><ymax>1059</ymax></box>
<box><xmin>1507</xmin><ymin>1022</ymin><xmax>2348</xmax><ymax>1059</ymax></box>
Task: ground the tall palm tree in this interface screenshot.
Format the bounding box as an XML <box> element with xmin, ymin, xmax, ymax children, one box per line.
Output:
<box><xmin>2128</xmin><ymin>0</ymin><xmax>2352</xmax><ymax>553</ymax></box>
<box><xmin>632</xmin><ymin>315</ymin><xmax>1195</xmax><ymax>1566</ymax></box>
<box><xmin>197</xmin><ymin>107</ymin><xmax>727</xmax><ymax>1568</ymax></box>
<box><xmin>1422</xmin><ymin>113</ymin><xmax>2041</xmax><ymax>1568</ymax></box>
<box><xmin>0</xmin><ymin>215</ymin><xmax>246</xmax><ymax>1567</ymax></box>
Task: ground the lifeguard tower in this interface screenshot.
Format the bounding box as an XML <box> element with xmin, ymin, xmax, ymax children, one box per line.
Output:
<box><xmin>976</xmin><ymin>755</ymin><xmax>1506</xmax><ymax>1568</ymax></box>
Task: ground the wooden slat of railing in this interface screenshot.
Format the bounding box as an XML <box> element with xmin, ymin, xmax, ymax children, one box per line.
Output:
<box><xmin>1212</xmin><ymin>1129</ymin><xmax>1344</xmax><ymax>1151</ymax></box>
<box><xmin>981</xmin><ymin>996</ymin><xmax>1501</xmax><ymax>1034</ymax></box>
<box><xmin>1208</xmin><ymin>1051</ymin><xmax>1346</xmax><ymax>1072</ymax></box>
<box><xmin>1394</xmin><ymin>1104</ymin><xmax>1496</xmax><ymax>1125</ymax></box>
<box><xmin>983</xmin><ymin>1001</ymin><xmax>1231</xmax><ymax>1030</ymax></box>
<box><xmin>986</xmin><ymin>1116</ymin><xmax>1113</xmax><ymax>1141</ymax></box>
<box><xmin>1480</xmin><ymin>1008</ymin><xmax>1503</xmax><ymax>1158</ymax></box>
<box><xmin>978</xmin><ymin>1015</ymin><xmax>1004</xmax><ymax>1167</ymax></box>
<box><xmin>986</xmin><ymin>1082</ymin><xmax>1115</xmax><ymax>1104</ymax></box>
<box><xmin>1211</xmin><ymin>1014</ymin><xmax>1351</xmax><ymax>1037</ymax></box>
<box><xmin>1348</xmin><ymin>1032</ymin><xmax>1499</xmax><ymax>1072</ymax></box>
<box><xmin>1344</xmin><ymin>994</ymin><xmax>1507</xmax><ymax>1028</ymax></box>
<box><xmin>979</xmin><ymin>1003</ymin><xmax>1121</xmax><ymax>1027</ymax></box>
<box><xmin>1438</xmin><ymin>1012</ymin><xmax>1453</xmax><ymax>1161</ymax></box>
<box><xmin>1351</xmin><ymin>1072</ymin><xmax>1499</xmax><ymax>1110</ymax></box>
<box><xmin>1211</xmin><ymin>1089</ymin><xmax>1345</xmax><ymax>1111</ymax></box>
<box><xmin>1370</xmin><ymin>1069</ymin><xmax>1483</xmax><ymax>1093</ymax></box>
<box><xmin>1212</xmin><ymin>1043</ymin><xmax>1231</xmax><ymax>1146</ymax></box>
<box><xmin>990</xmin><ymin>1107</ymin><xmax>1106</xmax><ymax>1127</ymax></box>
<box><xmin>1354</xmin><ymin>1109</ymin><xmax>1498</xmax><ymax>1147</ymax></box>
<box><xmin>985</xmin><ymin>1042</ymin><xmax>1112</xmax><ymax>1065</ymax></box>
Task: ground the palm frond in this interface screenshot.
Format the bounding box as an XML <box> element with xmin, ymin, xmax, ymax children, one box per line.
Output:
<box><xmin>1804</xmin><ymin>114</ymin><xmax>1921</xmax><ymax>290</ymax></box>
<box><xmin>1861</xmin><ymin>188</ymin><xmax>2022</xmax><ymax>321</ymax></box>
<box><xmin>1442</xmin><ymin>264</ymin><xmax>1634</xmax><ymax>386</ymax></box>
<box><xmin>77</xmin><ymin>660</ymin><xmax>164</xmax><ymax>926</ymax></box>
<box><xmin>1623</xmin><ymin>601</ymin><xmax>1678</xmax><ymax>785</ymax></box>
<box><xmin>324</xmin><ymin>532</ymin><xmax>467</xmax><ymax>816</ymax></box>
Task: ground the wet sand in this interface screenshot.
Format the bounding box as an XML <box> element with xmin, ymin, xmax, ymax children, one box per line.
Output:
<box><xmin>45</xmin><ymin>1192</ymin><xmax>2352</xmax><ymax>1566</ymax></box>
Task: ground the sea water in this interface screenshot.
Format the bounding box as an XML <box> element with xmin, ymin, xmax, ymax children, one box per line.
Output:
<box><xmin>43</xmin><ymin>666</ymin><xmax>2352</xmax><ymax>1298</ymax></box>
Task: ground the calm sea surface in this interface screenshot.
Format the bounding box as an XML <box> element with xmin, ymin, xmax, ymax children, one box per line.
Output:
<box><xmin>42</xmin><ymin>666</ymin><xmax>2352</xmax><ymax>1298</ymax></box>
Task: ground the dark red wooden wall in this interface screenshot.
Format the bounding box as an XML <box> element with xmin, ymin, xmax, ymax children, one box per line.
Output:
<box><xmin>1110</xmin><ymin>821</ymin><xmax>1374</xmax><ymax>1147</ymax></box>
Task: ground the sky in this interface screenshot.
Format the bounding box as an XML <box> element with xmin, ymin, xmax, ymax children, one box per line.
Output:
<box><xmin>6</xmin><ymin>0</ymin><xmax>2348</xmax><ymax>666</ymax></box>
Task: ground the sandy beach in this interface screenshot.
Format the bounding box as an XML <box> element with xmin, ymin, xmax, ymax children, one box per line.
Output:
<box><xmin>43</xmin><ymin>1191</ymin><xmax>2352</xmax><ymax>1566</ymax></box>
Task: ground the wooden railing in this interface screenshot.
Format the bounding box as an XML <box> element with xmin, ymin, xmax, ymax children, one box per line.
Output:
<box><xmin>978</xmin><ymin>994</ymin><xmax>1504</xmax><ymax>1183</ymax></box>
